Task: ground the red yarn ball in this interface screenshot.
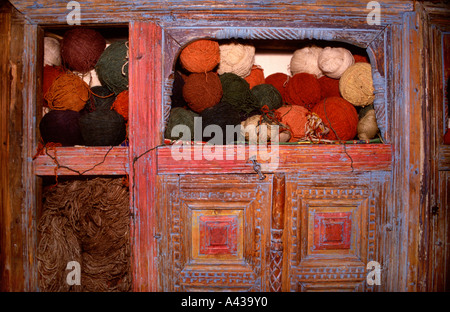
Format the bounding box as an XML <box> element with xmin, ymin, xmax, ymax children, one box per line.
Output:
<box><xmin>61</xmin><ymin>28</ymin><xmax>106</xmax><ymax>73</ymax></box>
<box><xmin>276</xmin><ymin>105</ymin><xmax>309</xmax><ymax>141</ymax></box>
<box><xmin>444</xmin><ymin>129</ymin><xmax>450</xmax><ymax>145</ymax></box>
<box><xmin>265</xmin><ymin>72</ymin><xmax>289</xmax><ymax>104</ymax></box>
<box><xmin>43</xmin><ymin>65</ymin><xmax>65</xmax><ymax>106</ymax></box>
<box><xmin>312</xmin><ymin>97</ymin><xmax>358</xmax><ymax>141</ymax></box>
<box><xmin>180</xmin><ymin>39</ymin><xmax>220</xmax><ymax>73</ymax></box>
<box><xmin>183</xmin><ymin>72</ymin><xmax>223</xmax><ymax>113</ymax></box>
<box><xmin>353</xmin><ymin>54</ymin><xmax>369</xmax><ymax>63</ymax></box>
<box><xmin>285</xmin><ymin>73</ymin><xmax>321</xmax><ymax>110</ymax></box>
<box><xmin>318</xmin><ymin>76</ymin><xmax>341</xmax><ymax>99</ymax></box>
<box><xmin>244</xmin><ymin>65</ymin><xmax>265</xmax><ymax>89</ymax></box>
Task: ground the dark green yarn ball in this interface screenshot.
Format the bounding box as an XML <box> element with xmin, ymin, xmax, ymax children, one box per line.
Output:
<box><xmin>251</xmin><ymin>84</ymin><xmax>283</xmax><ymax>111</ymax></box>
<box><xmin>79</xmin><ymin>109</ymin><xmax>126</xmax><ymax>146</ymax></box>
<box><xmin>219</xmin><ymin>73</ymin><xmax>258</xmax><ymax>114</ymax></box>
<box><xmin>95</xmin><ymin>40</ymin><xmax>129</xmax><ymax>95</ymax></box>
<box><xmin>164</xmin><ymin>107</ymin><xmax>199</xmax><ymax>141</ymax></box>
<box><xmin>84</xmin><ymin>86</ymin><xmax>116</xmax><ymax>112</ymax></box>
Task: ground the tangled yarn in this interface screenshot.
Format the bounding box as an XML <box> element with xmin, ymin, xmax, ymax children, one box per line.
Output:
<box><xmin>219</xmin><ymin>73</ymin><xmax>258</xmax><ymax>114</ymax></box>
<box><xmin>289</xmin><ymin>46</ymin><xmax>323</xmax><ymax>78</ymax></box>
<box><xmin>180</xmin><ymin>39</ymin><xmax>220</xmax><ymax>73</ymax></box>
<box><xmin>61</xmin><ymin>28</ymin><xmax>106</xmax><ymax>73</ymax></box>
<box><xmin>164</xmin><ymin>107</ymin><xmax>199</xmax><ymax>141</ymax></box>
<box><xmin>44</xmin><ymin>72</ymin><xmax>90</xmax><ymax>112</ymax></box>
<box><xmin>284</xmin><ymin>73</ymin><xmax>321</xmax><ymax>110</ymax></box>
<box><xmin>44</xmin><ymin>37</ymin><xmax>62</xmax><ymax>67</ymax></box>
<box><xmin>183</xmin><ymin>72</ymin><xmax>223</xmax><ymax>113</ymax></box>
<box><xmin>339</xmin><ymin>62</ymin><xmax>375</xmax><ymax>106</ymax></box>
<box><xmin>251</xmin><ymin>84</ymin><xmax>283</xmax><ymax>111</ymax></box>
<box><xmin>39</xmin><ymin>110</ymin><xmax>84</xmax><ymax>146</ymax></box>
<box><xmin>217</xmin><ymin>42</ymin><xmax>255</xmax><ymax>78</ymax></box>
<box><xmin>318</xmin><ymin>47</ymin><xmax>355</xmax><ymax>79</ymax></box>
<box><xmin>241</xmin><ymin>114</ymin><xmax>291</xmax><ymax>143</ymax></box>
<box><xmin>276</xmin><ymin>105</ymin><xmax>309</xmax><ymax>142</ymax></box>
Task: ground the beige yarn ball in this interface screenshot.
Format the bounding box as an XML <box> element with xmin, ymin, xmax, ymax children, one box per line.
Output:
<box><xmin>289</xmin><ymin>46</ymin><xmax>323</xmax><ymax>78</ymax></box>
<box><xmin>318</xmin><ymin>47</ymin><xmax>355</xmax><ymax>79</ymax></box>
<box><xmin>217</xmin><ymin>43</ymin><xmax>255</xmax><ymax>78</ymax></box>
<box><xmin>339</xmin><ymin>62</ymin><xmax>375</xmax><ymax>106</ymax></box>
<box><xmin>241</xmin><ymin>115</ymin><xmax>291</xmax><ymax>143</ymax></box>
<box><xmin>357</xmin><ymin>109</ymin><xmax>379</xmax><ymax>140</ymax></box>
<box><xmin>44</xmin><ymin>37</ymin><xmax>62</xmax><ymax>66</ymax></box>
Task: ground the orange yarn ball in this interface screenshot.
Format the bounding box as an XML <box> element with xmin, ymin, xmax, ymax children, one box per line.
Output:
<box><xmin>183</xmin><ymin>72</ymin><xmax>223</xmax><ymax>113</ymax></box>
<box><xmin>112</xmin><ymin>90</ymin><xmax>129</xmax><ymax>121</ymax></box>
<box><xmin>312</xmin><ymin>97</ymin><xmax>358</xmax><ymax>141</ymax></box>
<box><xmin>276</xmin><ymin>105</ymin><xmax>309</xmax><ymax>142</ymax></box>
<box><xmin>44</xmin><ymin>72</ymin><xmax>90</xmax><ymax>112</ymax></box>
<box><xmin>180</xmin><ymin>39</ymin><xmax>220</xmax><ymax>73</ymax></box>
<box><xmin>43</xmin><ymin>65</ymin><xmax>65</xmax><ymax>107</ymax></box>
<box><xmin>285</xmin><ymin>73</ymin><xmax>321</xmax><ymax>110</ymax></box>
<box><xmin>244</xmin><ymin>65</ymin><xmax>265</xmax><ymax>89</ymax></box>
<box><xmin>318</xmin><ymin>76</ymin><xmax>341</xmax><ymax>99</ymax></box>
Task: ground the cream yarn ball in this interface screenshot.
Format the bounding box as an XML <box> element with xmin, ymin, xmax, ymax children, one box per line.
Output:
<box><xmin>339</xmin><ymin>62</ymin><xmax>375</xmax><ymax>106</ymax></box>
<box><xmin>318</xmin><ymin>47</ymin><xmax>355</xmax><ymax>79</ymax></box>
<box><xmin>289</xmin><ymin>46</ymin><xmax>323</xmax><ymax>78</ymax></box>
<box><xmin>44</xmin><ymin>37</ymin><xmax>62</xmax><ymax>66</ymax></box>
<box><xmin>217</xmin><ymin>43</ymin><xmax>255</xmax><ymax>78</ymax></box>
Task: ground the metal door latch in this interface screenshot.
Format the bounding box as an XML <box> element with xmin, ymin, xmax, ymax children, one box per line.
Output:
<box><xmin>248</xmin><ymin>156</ymin><xmax>266</xmax><ymax>180</ymax></box>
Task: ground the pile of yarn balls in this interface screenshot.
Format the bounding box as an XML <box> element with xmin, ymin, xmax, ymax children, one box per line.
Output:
<box><xmin>40</xmin><ymin>28</ymin><xmax>129</xmax><ymax>147</ymax></box>
<box><xmin>166</xmin><ymin>40</ymin><xmax>379</xmax><ymax>143</ymax></box>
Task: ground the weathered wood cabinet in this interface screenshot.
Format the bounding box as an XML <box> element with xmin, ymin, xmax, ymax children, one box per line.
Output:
<box><xmin>1</xmin><ymin>0</ymin><xmax>449</xmax><ymax>292</ymax></box>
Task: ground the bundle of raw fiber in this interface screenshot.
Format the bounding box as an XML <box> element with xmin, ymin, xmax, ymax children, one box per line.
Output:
<box><xmin>276</xmin><ymin>105</ymin><xmax>309</xmax><ymax>142</ymax></box>
<box><xmin>79</xmin><ymin>109</ymin><xmax>126</xmax><ymax>146</ymax></box>
<box><xmin>61</xmin><ymin>28</ymin><xmax>106</xmax><ymax>73</ymax></box>
<box><xmin>251</xmin><ymin>84</ymin><xmax>283</xmax><ymax>111</ymax></box>
<box><xmin>200</xmin><ymin>101</ymin><xmax>242</xmax><ymax>144</ymax></box>
<box><xmin>244</xmin><ymin>65</ymin><xmax>265</xmax><ymax>89</ymax></box>
<box><xmin>284</xmin><ymin>73</ymin><xmax>321</xmax><ymax>110</ymax></box>
<box><xmin>353</xmin><ymin>54</ymin><xmax>369</xmax><ymax>63</ymax></box>
<box><xmin>318</xmin><ymin>76</ymin><xmax>341</xmax><ymax>99</ymax></box>
<box><xmin>112</xmin><ymin>90</ymin><xmax>129</xmax><ymax>121</ymax></box>
<box><xmin>339</xmin><ymin>62</ymin><xmax>375</xmax><ymax>106</ymax></box>
<box><xmin>39</xmin><ymin>110</ymin><xmax>84</xmax><ymax>146</ymax></box>
<box><xmin>357</xmin><ymin>104</ymin><xmax>379</xmax><ymax>140</ymax></box>
<box><xmin>43</xmin><ymin>65</ymin><xmax>65</xmax><ymax>104</ymax></box>
<box><xmin>183</xmin><ymin>72</ymin><xmax>223</xmax><ymax>113</ymax></box>
<box><xmin>318</xmin><ymin>47</ymin><xmax>355</xmax><ymax>79</ymax></box>
<box><xmin>219</xmin><ymin>73</ymin><xmax>259</xmax><ymax>114</ymax></box>
<box><xmin>217</xmin><ymin>42</ymin><xmax>255</xmax><ymax>78</ymax></box>
<box><xmin>164</xmin><ymin>107</ymin><xmax>199</xmax><ymax>141</ymax></box>
<box><xmin>83</xmin><ymin>86</ymin><xmax>116</xmax><ymax>112</ymax></box>
<box><xmin>265</xmin><ymin>72</ymin><xmax>290</xmax><ymax>104</ymax></box>
<box><xmin>289</xmin><ymin>46</ymin><xmax>323</xmax><ymax>78</ymax></box>
<box><xmin>171</xmin><ymin>71</ymin><xmax>188</xmax><ymax>108</ymax></box>
<box><xmin>179</xmin><ymin>39</ymin><xmax>220</xmax><ymax>73</ymax></box>
<box><xmin>44</xmin><ymin>37</ymin><xmax>62</xmax><ymax>67</ymax></box>
<box><xmin>312</xmin><ymin>97</ymin><xmax>358</xmax><ymax>141</ymax></box>
<box><xmin>95</xmin><ymin>40</ymin><xmax>129</xmax><ymax>95</ymax></box>
<box><xmin>37</xmin><ymin>178</ymin><xmax>131</xmax><ymax>292</ymax></box>
<box><xmin>241</xmin><ymin>114</ymin><xmax>291</xmax><ymax>143</ymax></box>
<box><xmin>44</xmin><ymin>72</ymin><xmax>90</xmax><ymax>112</ymax></box>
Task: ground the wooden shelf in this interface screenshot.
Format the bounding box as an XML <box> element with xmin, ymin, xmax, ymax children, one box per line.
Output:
<box><xmin>33</xmin><ymin>146</ymin><xmax>129</xmax><ymax>176</ymax></box>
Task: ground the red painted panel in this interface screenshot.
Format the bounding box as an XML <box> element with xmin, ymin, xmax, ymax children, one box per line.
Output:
<box><xmin>314</xmin><ymin>212</ymin><xmax>352</xmax><ymax>250</ymax></box>
<box><xmin>199</xmin><ymin>216</ymin><xmax>238</xmax><ymax>256</ymax></box>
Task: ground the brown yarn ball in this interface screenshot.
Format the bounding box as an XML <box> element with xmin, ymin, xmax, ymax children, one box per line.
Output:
<box><xmin>61</xmin><ymin>28</ymin><xmax>106</xmax><ymax>73</ymax></box>
<box><xmin>180</xmin><ymin>39</ymin><xmax>220</xmax><ymax>73</ymax></box>
<box><xmin>183</xmin><ymin>72</ymin><xmax>223</xmax><ymax>113</ymax></box>
<box><xmin>339</xmin><ymin>62</ymin><xmax>375</xmax><ymax>107</ymax></box>
<box><xmin>44</xmin><ymin>72</ymin><xmax>90</xmax><ymax>112</ymax></box>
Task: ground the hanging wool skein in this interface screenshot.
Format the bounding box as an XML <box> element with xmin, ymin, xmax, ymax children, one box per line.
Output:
<box><xmin>289</xmin><ymin>46</ymin><xmax>323</xmax><ymax>78</ymax></box>
<box><xmin>217</xmin><ymin>42</ymin><xmax>255</xmax><ymax>78</ymax></box>
<box><xmin>180</xmin><ymin>39</ymin><xmax>220</xmax><ymax>73</ymax></box>
<box><xmin>318</xmin><ymin>47</ymin><xmax>355</xmax><ymax>79</ymax></box>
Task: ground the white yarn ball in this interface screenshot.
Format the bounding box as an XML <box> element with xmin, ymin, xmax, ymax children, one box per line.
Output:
<box><xmin>217</xmin><ymin>43</ymin><xmax>255</xmax><ymax>78</ymax></box>
<box><xmin>318</xmin><ymin>47</ymin><xmax>355</xmax><ymax>79</ymax></box>
<box><xmin>44</xmin><ymin>37</ymin><xmax>61</xmax><ymax>66</ymax></box>
<box><xmin>289</xmin><ymin>46</ymin><xmax>323</xmax><ymax>78</ymax></box>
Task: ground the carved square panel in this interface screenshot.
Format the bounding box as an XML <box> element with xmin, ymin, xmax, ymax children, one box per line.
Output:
<box><xmin>313</xmin><ymin>212</ymin><xmax>352</xmax><ymax>250</ymax></box>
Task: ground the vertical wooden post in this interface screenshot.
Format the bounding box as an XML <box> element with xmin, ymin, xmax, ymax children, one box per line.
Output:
<box><xmin>269</xmin><ymin>173</ymin><xmax>285</xmax><ymax>292</ymax></box>
<box><xmin>129</xmin><ymin>21</ymin><xmax>163</xmax><ymax>292</ymax></box>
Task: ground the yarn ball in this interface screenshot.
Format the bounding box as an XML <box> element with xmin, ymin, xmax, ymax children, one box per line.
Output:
<box><xmin>200</xmin><ymin>101</ymin><xmax>242</xmax><ymax>144</ymax></box>
<box><xmin>251</xmin><ymin>84</ymin><xmax>283</xmax><ymax>111</ymax></box>
<box><xmin>95</xmin><ymin>40</ymin><xmax>129</xmax><ymax>95</ymax></box>
<box><xmin>84</xmin><ymin>86</ymin><xmax>116</xmax><ymax>112</ymax></box>
<box><xmin>217</xmin><ymin>43</ymin><xmax>255</xmax><ymax>78</ymax></box>
<box><xmin>171</xmin><ymin>71</ymin><xmax>188</xmax><ymax>108</ymax></box>
<box><xmin>339</xmin><ymin>62</ymin><xmax>375</xmax><ymax>107</ymax></box>
<box><xmin>43</xmin><ymin>65</ymin><xmax>65</xmax><ymax>99</ymax></box>
<box><xmin>353</xmin><ymin>54</ymin><xmax>369</xmax><ymax>63</ymax></box>
<box><xmin>276</xmin><ymin>105</ymin><xmax>309</xmax><ymax>141</ymax></box>
<box><xmin>444</xmin><ymin>130</ymin><xmax>450</xmax><ymax>145</ymax></box>
<box><xmin>44</xmin><ymin>73</ymin><xmax>90</xmax><ymax>112</ymax></box>
<box><xmin>289</xmin><ymin>46</ymin><xmax>323</xmax><ymax>78</ymax></box>
<box><xmin>318</xmin><ymin>76</ymin><xmax>341</xmax><ymax>99</ymax></box>
<box><xmin>179</xmin><ymin>39</ymin><xmax>220</xmax><ymax>73</ymax></box>
<box><xmin>183</xmin><ymin>72</ymin><xmax>223</xmax><ymax>113</ymax></box>
<box><xmin>39</xmin><ymin>110</ymin><xmax>84</xmax><ymax>146</ymax></box>
<box><xmin>44</xmin><ymin>37</ymin><xmax>62</xmax><ymax>67</ymax></box>
<box><xmin>357</xmin><ymin>106</ymin><xmax>379</xmax><ymax>140</ymax></box>
<box><xmin>318</xmin><ymin>47</ymin><xmax>355</xmax><ymax>79</ymax></box>
<box><xmin>219</xmin><ymin>73</ymin><xmax>258</xmax><ymax>114</ymax></box>
<box><xmin>61</xmin><ymin>28</ymin><xmax>106</xmax><ymax>73</ymax></box>
<box><xmin>265</xmin><ymin>72</ymin><xmax>290</xmax><ymax>103</ymax></box>
<box><xmin>79</xmin><ymin>109</ymin><xmax>126</xmax><ymax>146</ymax></box>
<box><xmin>284</xmin><ymin>73</ymin><xmax>321</xmax><ymax>110</ymax></box>
<box><xmin>312</xmin><ymin>97</ymin><xmax>358</xmax><ymax>141</ymax></box>
<box><xmin>241</xmin><ymin>114</ymin><xmax>291</xmax><ymax>143</ymax></box>
<box><xmin>164</xmin><ymin>107</ymin><xmax>199</xmax><ymax>141</ymax></box>
<box><xmin>244</xmin><ymin>65</ymin><xmax>265</xmax><ymax>89</ymax></box>
<box><xmin>112</xmin><ymin>90</ymin><xmax>129</xmax><ymax>121</ymax></box>
<box><xmin>74</xmin><ymin>69</ymin><xmax>102</xmax><ymax>87</ymax></box>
